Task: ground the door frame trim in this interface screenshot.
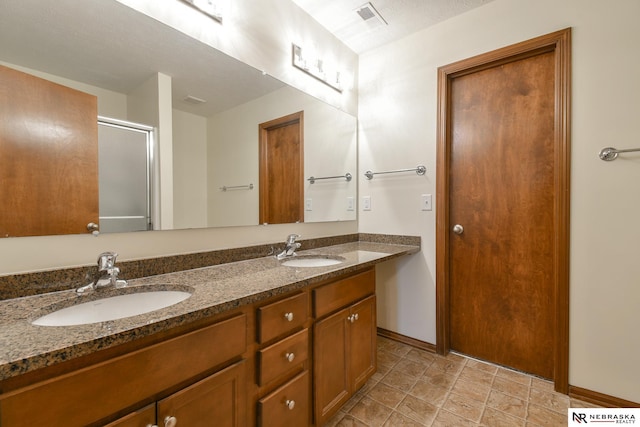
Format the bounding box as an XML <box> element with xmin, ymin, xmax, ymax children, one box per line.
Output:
<box><xmin>435</xmin><ymin>28</ymin><xmax>571</xmax><ymax>393</ymax></box>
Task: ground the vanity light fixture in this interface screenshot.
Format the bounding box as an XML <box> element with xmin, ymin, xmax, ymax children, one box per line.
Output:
<box><xmin>292</xmin><ymin>44</ymin><xmax>343</xmax><ymax>93</ymax></box>
<box><xmin>180</xmin><ymin>0</ymin><xmax>223</xmax><ymax>23</ymax></box>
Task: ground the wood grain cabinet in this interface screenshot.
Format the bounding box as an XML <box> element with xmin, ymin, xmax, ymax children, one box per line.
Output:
<box><xmin>255</xmin><ymin>291</ymin><xmax>311</xmax><ymax>426</ymax></box>
<box><xmin>0</xmin><ymin>314</ymin><xmax>248</xmax><ymax>426</ymax></box>
<box><xmin>0</xmin><ymin>267</ymin><xmax>380</xmax><ymax>427</ymax></box>
<box><xmin>103</xmin><ymin>404</ymin><xmax>156</xmax><ymax>427</ymax></box>
<box><xmin>313</xmin><ymin>269</ymin><xmax>377</xmax><ymax>426</ymax></box>
<box><xmin>156</xmin><ymin>360</ymin><xmax>246</xmax><ymax>427</ymax></box>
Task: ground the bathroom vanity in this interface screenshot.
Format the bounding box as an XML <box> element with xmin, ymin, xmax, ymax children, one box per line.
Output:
<box><xmin>0</xmin><ymin>240</ymin><xmax>418</xmax><ymax>426</ymax></box>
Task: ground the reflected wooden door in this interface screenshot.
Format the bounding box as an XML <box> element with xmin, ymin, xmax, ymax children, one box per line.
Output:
<box><xmin>259</xmin><ymin>111</ymin><xmax>304</xmax><ymax>224</ymax></box>
<box><xmin>0</xmin><ymin>64</ymin><xmax>98</xmax><ymax>237</ymax></box>
<box><xmin>436</xmin><ymin>30</ymin><xmax>571</xmax><ymax>384</ymax></box>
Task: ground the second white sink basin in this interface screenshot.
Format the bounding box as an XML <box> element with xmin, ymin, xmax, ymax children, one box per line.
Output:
<box><xmin>32</xmin><ymin>290</ymin><xmax>192</xmax><ymax>326</ymax></box>
<box><xmin>281</xmin><ymin>255</ymin><xmax>345</xmax><ymax>268</ymax></box>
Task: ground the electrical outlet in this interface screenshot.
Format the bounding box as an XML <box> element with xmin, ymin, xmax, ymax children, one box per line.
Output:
<box><xmin>305</xmin><ymin>198</ymin><xmax>313</xmax><ymax>211</ymax></box>
<box><xmin>421</xmin><ymin>194</ymin><xmax>432</xmax><ymax>211</ymax></box>
<box><xmin>363</xmin><ymin>196</ymin><xmax>371</xmax><ymax>211</ymax></box>
<box><xmin>347</xmin><ymin>196</ymin><xmax>354</xmax><ymax>211</ymax></box>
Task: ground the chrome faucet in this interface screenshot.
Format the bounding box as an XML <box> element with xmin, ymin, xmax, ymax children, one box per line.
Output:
<box><xmin>276</xmin><ymin>234</ymin><xmax>301</xmax><ymax>260</ymax></box>
<box><xmin>76</xmin><ymin>252</ymin><xmax>128</xmax><ymax>294</ymax></box>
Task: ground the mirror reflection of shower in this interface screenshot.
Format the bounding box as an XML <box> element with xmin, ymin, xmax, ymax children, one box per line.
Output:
<box><xmin>98</xmin><ymin>118</ymin><xmax>154</xmax><ymax>234</ymax></box>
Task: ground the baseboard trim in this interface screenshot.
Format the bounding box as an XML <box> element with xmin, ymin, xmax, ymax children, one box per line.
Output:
<box><xmin>377</xmin><ymin>327</ymin><xmax>436</xmax><ymax>353</ymax></box>
<box><xmin>570</xmin><ymin>386</ymin><xmax>640</xmax><ymax>408</ymax></box>
<box><xmin>377</xmin><ymin>328</ymin><xmax>639</xmax><ymax>408</ymax></box>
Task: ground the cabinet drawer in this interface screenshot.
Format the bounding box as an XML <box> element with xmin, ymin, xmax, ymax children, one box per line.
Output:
<box><xmin>0</xmin><ymin>314</ymin><xmax>247</xmax><ymax>427</ymax></box>
<box><xmin>257</xmin><ymin>292</ymin><xmax>308</xmax><ymax>343</ymax></box>
<box><xmin>258</xmin><ymin>370</ymin><xmax>309</xmax><ymax>427</ymax></box>
<box><xmin>314</xmin><ymin>268</ymin><xmax>375</xmax><ymax>318</ymax></box>
<box><xmin>258</xmin><ymin>328</ymin><xmax>308</xmax><ymax>386</ymax></box>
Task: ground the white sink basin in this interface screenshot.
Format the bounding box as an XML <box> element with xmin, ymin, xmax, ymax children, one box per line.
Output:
<box><xmin>32</xmin><ymin>290</ymin><xmax>192</xmax><ymax>326</ymax></box>
<box><xmin>281</xmin><ymin>255</ymin><xmax>345</xmax><ymax>268</ymax></box>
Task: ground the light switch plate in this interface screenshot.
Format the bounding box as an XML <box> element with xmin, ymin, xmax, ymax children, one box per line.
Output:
<box><xmin>305</xmin><ymin>198</ymin><xmax>313</xmax><ymax>211</ymax></box>
<box><xmin>421</xmin><ymin>194</ymin><xmax>432</xmax><ymax>211</ymax></box>
<box><xmin>347</xmin><ymin>196</ymin><xmax>354</xmax><ymax>211</ymax></box>
<box><xmin>363</xmin><ymin>196</ymin><xmax>371</xmax><ymax>211</ymax></box>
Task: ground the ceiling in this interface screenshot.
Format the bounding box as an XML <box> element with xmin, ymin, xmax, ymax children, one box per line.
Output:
<box><xmin>0</xmin><ymin>0</ymin><xmax>495</xmax><ymax>118</ymax></box>
<box><xmin>292</xmin><ymin>0</ymin><xmax>496</xmax><ymax>54</ymax></box>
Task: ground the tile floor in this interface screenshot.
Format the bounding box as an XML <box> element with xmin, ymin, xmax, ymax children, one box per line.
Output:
<box><xmin>325</xmin><ymin>336</ymin><xmax>600</xmax><ymax>427</ymax></box>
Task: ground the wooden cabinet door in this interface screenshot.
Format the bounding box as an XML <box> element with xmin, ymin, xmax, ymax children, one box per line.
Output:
<box><xmin>313</xmin><ymin>306</ymin><xmax>350</xmax><ymax>426</ymax></box>
<box><xmin>0</xmin><ymin>64</ymin><xmax>98</xmax><ymax>237</ymax></box>
<box><xmin>350</xmin><ymin>295</ymin><xmax>377</xmax><ymax>391</ymax></box>
<box><xmin>103</xmin><ymin>404</ymin><xmax>156</xmax><ymax>427</ymax></box>
<box><xmin>157</xmin><ymin>360</ymin><xmax>246</xmax><ymax>427</ymax></box>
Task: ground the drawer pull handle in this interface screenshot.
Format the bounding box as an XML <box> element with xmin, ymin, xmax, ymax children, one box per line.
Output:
<box><xmin>285</xmin><ymin>352</ymin><xmax>295</xmax><ymax>362</ymax></box>
<box><xmin>284</xmin><ymin>312</ymin><xmax>294</xmax><ymax>322</ymax></box>
<box><xmin>285</xmin><ymin>399</ymin><xmax>296</xmax><ymax>410</ymax></box>
<box><xmin>164</xmin><ymin>416</ymin><xmax>177</xmax><ymax>427</ymax></box>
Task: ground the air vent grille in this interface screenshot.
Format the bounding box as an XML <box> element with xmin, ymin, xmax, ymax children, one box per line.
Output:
<box><xmin>183</xmin><ymin>95</ymin><xmax>207</xmax><ymax>105</ymax></box>
<box><xmin>355</xmin><ymin>2</ymin><xmax>388</xmax><ymax>25</ymax></box>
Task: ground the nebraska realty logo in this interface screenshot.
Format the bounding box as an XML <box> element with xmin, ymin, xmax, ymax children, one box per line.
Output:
<box><xmin>569</xmin><ymin>408</ymin><xmax>638</xmax><ymax>425</ymax></box>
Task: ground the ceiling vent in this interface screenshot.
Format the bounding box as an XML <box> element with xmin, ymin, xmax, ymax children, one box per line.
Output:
<box><xmin>355</xmin><ymin>2</ymin><xmax>388</xmax><ymax>25</ymax></box>
<box><xmin>183</xmin><ymin>95</ymin><xmax>207</xmax><ymax>105</ymax></box>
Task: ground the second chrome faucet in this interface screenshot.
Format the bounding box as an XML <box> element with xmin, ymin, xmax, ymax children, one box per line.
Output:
<box><xmin>275</xmin><ymin>234</ymin><xmax>301</xmax><ymax>260</ymax></box>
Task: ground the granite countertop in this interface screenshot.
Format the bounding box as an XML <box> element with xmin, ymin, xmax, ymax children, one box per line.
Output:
<box><xmin>0</xmin><ymin>241</ymin><xmax>419</xmax><ymax>382</ymax></box>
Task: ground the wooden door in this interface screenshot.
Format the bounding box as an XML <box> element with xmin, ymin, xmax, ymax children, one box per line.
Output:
<box><xmin>436</xmin><ymin>29</ymin><xmax>571</xmax><ymax>385</ymax></box>
<box><xmin>157</xmin><ymin>360</ymin><xmax>246</xmax><ymax>427</ymax></box>
<box><xmin>259</xmin><ymin>111</ymin><xmax>304</xmax><ymax>224</ymax></box>
<box><xmin>0</xmin><ymin>64</ymin><xmax>98</xmax><ymax>237</ymax></box>
<box><xmin>314</xmin><ymin>306</ymin><xmax>350</xmax><ymax>426</ymax></box>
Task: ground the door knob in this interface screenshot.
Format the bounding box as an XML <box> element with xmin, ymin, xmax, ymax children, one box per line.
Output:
<box><xmin>86</xmin><ymin>222</ymin><xmax>99</xmax><ymax>236</ymax></box>
<box><xmin>452</xmin><ymin>224</ymin><xmax>464</xmax><ymax>235</ymax></box>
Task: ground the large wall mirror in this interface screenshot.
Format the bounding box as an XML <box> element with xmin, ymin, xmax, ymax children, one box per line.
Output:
<box><xmin>0</xmin><ymin>0</ymin><xmax>357</xmax><ymax>237</ymax></box>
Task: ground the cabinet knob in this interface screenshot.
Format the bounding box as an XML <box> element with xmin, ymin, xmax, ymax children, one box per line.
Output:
<box><xmin>284</xmin><ymin>312</ymin><xmax>294</xmax><ymax>322</ymax></box>
<box><xmin>146</xmin><ymin>425</ymin><xmax>158</xmax><ymax>427</ymax></box>
<box><xmin>285</xmin><ymin>399</ymin><xmax>296</xmax><ymax>410</ymax></box>
<box><xmin>285</xmin><ymin>352</ymin><xmax>295</xmax><ymax>362</ymax></box>
<box><xmin>164</xmin><ymin>416</ymin><xmax>177</xmax><ymax>427</ymax></box>
<box><xmin>348</xmin><ymin>313</ymin><xmax>359</xmax><ymax>323</ymax></box>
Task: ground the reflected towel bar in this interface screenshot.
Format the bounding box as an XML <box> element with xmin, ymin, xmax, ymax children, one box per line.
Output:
<box><xmin>599</xmin><ymin>147</ymin><xmax>640</xmax><ymax>161</ymax></box>
<box><xmin>220</xmin><ymin>183</ymin><xmax>254</xmax><ymax>191</ymax></box>
<box><xmin>364</xmin><ymin>165</ymin><xmax>426</xmax><ymax>180</ymax></box>
<box><xmin>308</xmin><ymin>173</ymin><xmax>352</xmax><ymax>184</ymax></box>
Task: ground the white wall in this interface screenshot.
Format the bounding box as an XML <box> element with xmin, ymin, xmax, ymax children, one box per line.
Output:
<box><xmin>207</xmin><ymin>85</ymin><xmax>357</xmax><ymax>227</ymax></box>
<box><xmin>127</xmin><ymin>73</ymin><xmax>175</xmax><ymax>230</ymax></box>
<box><xmin>359</xmin><ymin>0</ymin><xmax>640</xmax><ymax>403</ymax></box>
<box><xmin>173</xmin><ymin>109</ymin><xmax>208</xmax><ymax>229</ymax></box>
<box><xmin>0</xmin><ymin>0</ymin><xmax>358</xmax><ymax>275</ymax></box>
